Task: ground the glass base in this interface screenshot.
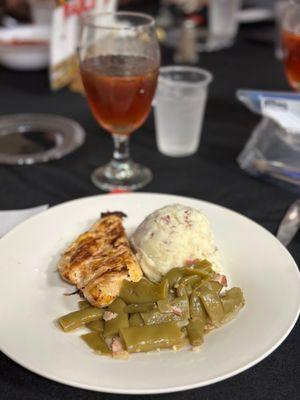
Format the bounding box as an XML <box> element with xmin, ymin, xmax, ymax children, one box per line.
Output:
<box><xmin>91</xmin><ymin>159</ymin><xmax>153</xmax><ymax>192</ymax></box>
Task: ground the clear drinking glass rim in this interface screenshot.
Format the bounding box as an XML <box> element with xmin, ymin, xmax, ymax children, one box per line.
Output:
<box><xmin>159</xmin><ymin>66</ymin><xmax>213</xmax><ymax>88</ymax></box>
<box><xmin>80</xmin><ymin>11</ymin><xmax>155</xmax><ymax>30</ymax></box>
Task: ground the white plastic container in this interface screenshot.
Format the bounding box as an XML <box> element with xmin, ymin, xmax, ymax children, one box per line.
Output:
<box><xmin>0</xmin><ymin>25</ymin><xmax>50</xmax><ymax>70</ymax></box>
<box><xmin>154</xmin><ymin>66</ymin><xmax>213</xmax><ymax>157</ymax></box>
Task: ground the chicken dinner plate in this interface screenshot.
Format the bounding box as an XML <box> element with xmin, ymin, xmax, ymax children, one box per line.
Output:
<box><xmin>0</xmin><ymin>193</ymin><xmax>299</xmax><ymax>394</ymax></box>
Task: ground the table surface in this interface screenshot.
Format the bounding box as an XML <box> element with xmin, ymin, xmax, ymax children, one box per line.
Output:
<box><xmin>0</xmin><ymin>19</ymin><xmax>299</xmax><ymax>400</ymax></box>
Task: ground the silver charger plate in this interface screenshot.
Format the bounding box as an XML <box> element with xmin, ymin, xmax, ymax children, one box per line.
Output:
<box><xmin>0</xmin><ymin>113</ymin><xmax>86</xmax><ymax>164</ymax></box>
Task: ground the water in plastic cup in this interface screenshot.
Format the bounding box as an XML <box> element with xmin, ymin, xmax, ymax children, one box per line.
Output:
<box><xmin>154</xmin><ymin>66</ymin><xmax>213</xmax><ymax>157</ymax></box>
<box><xmin>209</xmin><ymin>0</ymin><xmax>241</xmax><ymax>47</ymax></box>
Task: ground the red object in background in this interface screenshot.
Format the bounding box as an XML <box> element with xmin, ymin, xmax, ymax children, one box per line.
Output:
<box><xmin>63</xmin><ymin>0</ymin><xmax>96</xmax><ymax>18</ymax></box>
<box><xmin>110</xmin><ymin>189</ymin><xmax>130</xmax><ymax>194</ymax></box>
<box><xmin>282</xmin><ymin>30</ymin><xmax>300</xmax><ymax>91</ymax></box>
<box><xmin>187</xmin><ymin>14</ymin><xmax>204</xmax><ymax>26</ymax></box>
<box><xmin>81</xmin><ymin>54</ymin><xmax>158</xmax><ymax>136</ymax></box>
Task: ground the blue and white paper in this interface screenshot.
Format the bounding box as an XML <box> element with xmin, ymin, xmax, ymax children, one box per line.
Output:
<box><xmin>237</xmin><ymin>90</ymin><xmax>300</xmax><ymax>133</ymax></box>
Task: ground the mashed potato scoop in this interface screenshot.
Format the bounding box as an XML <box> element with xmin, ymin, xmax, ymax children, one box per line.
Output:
<box><xmin>131</xmin><ymin>204</ymin><xmax>222</xmax><ymax>282</ymax></box>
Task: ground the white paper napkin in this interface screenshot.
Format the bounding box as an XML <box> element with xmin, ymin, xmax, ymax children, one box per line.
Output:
<box><xmin>0</xmin><ymin>205</ymin><xmax>49</xmax><ymax>237</ymax></box>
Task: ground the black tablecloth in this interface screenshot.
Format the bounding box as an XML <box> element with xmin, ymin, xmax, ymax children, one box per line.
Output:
<box><xmin>1</xmin><ymin>22</ymin><xmax>299</xmax><ymax>400</ymax></box>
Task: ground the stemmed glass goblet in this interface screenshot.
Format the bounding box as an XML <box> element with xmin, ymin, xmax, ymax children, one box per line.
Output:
<box><xmin>79</xmin><ymin>12</ymin><xmax>160</xmax><ymax>191</ymax></box>
<box><xmin>281</xmin><ymin>0</ymin><xmax>300</xmax><ymax>91</ymax></box>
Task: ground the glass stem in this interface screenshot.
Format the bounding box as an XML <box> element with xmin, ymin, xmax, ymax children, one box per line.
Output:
<box><xmin>112</xmin><ymin>134</ymin><xmax>130</xmax><ymax>165</ymax></box>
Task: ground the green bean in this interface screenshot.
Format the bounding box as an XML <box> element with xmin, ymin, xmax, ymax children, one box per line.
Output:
<box><xmin>78</xmin><ymin>300</ymin><xmax>90</xmax><ymax>309</ymax></box>
<box><xmin>183</xmin><ymin>268</ymin><xmax>213</xmax><ymax>279</ymax></box>
<box><xmin>81</xmin><ymin>332</ymin><xmax>111</xmax><ymax>355</ymax></box>
<box><xmin>185</xmin><ymin>260</ymin><xmax>215</xmax><ymax>280</ymax></box>
<box><xmin>103</xmin><ymin>313</ymin><xmax>129</xmax><ymax>338</ymax></box>
<box><xmin>120</xmin><ymin>322</ymin><xmax>184</xmax><ymax>353</ymax></box>
<box><xmin>173</xmin><ymin>338</ymin><xmax>190</xmax><ymax>350</ymax></box>
<box><xmin>119</xmin><ymin>277</ymin><xmax>168</xmax><ymax>304</ymax></box>
<box><xmin>181</xmin><ymin>326</ymin><xmax>188</xmax><ymax>338</ymax></box>
<box><xmin>168</xmin><ymin>289</ymin><xmax>177</xmax><ymax>302</ymax></box>
<box><xmin>165</xmin><ymin>266</ymin><xmax>214</xmax><ymax>290</ymax></box>
<box><xmin>176</xmin><ymin>275</ymin><xmax>203</xmax><ymax>296</ymax></box>
<box><xmin>103</xmin><ymin>298</ymin><xmax>129</xmax><ymax>338</ymax></box>
<box><xmin>163</xmin><ymin>268</ymin><xmax>186</xmax><ymax>288</ymax></box>
<box><xmin>141</xmin><ymin>310</ymin><xmax>175</xmax><ymax>326</ymax></box>
<box><xmin>205</xmin><ymin>281</ymin><xmax>223</xmax><ymax>295</ymax></box>
<box><xmin>171</xmin><ymin>295</ymin><xmax>190</xmax><ymax>321</ymax></box>
<box><xmin>59</xmin><ymin>307</ymin><xmax>104</xmax><ymax>332</ymax></box>
<box><xmin>86</xmin><ymin>319</ymin><xmax>104</xmax><ymax>332</ymax></box>
<box><xmin>198</xmin><ymin>286</ymin><xmax>224</xmax><ymax>327</ymax></box>
<box><xmin>129</xmin><ymin>313</ymin><xmax>144</xmax><ymax>327</ymax></box>
<box><xmin>189</xmin><ymin>289</ymin><xmax>207</xmax><ymax>322</ymax></box>
<box><xmin>188</xmin><ymin>259</ymin><xmax>212</xmax><ymax>270</ymax></box>
<box><xmin>124</xmin><ymin>303</ymin><xmax>156</xmax><ymax>313</ymax></box>
<box><xmin>164</xmin><ymin>267</ymin><xmax>200</xmax><ymax>288</ymax></box>
<box><xmin>141</xmin><ymin>296</ymin><xmax>190</xmax><ymax>325</ymax></box>
<box><xmin>187</xmin><ymin>318</ymin><xmax>206</xmax><ymax>347</ymax></box>
<box><xmin>157</xmin><ymin>299</ymin><xmax>173</xmax><ymax>313</ymax></box>
<box><xmin>108</xmin><ymin>298</ymin><xmax>126</xmax><ymax>313</ymax></box>
<box><xmin>221</xmin><ymin>287</ymin><xmax>245</xmax><ymax>324</ymax></box>
<box><xmin>176</xmin><ymin>278</ymin><xmax>188</xmax><ymax>297</ymax></box>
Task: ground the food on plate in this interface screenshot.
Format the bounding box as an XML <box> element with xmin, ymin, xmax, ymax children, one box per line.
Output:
<box><xmin>57</xmin><ymin>205</ymin><xmax>245</xmax><ymax>358</ymax></box>
<box><xmin>131</xmin><ymin>204</ymin><xmax>222</xmax><ymax>282</ymax></box>
<box><xmin>119</xmin><ymin>277</ymin><xmax>168</xmax><ymax>304</ymax></box>
<box><xmin>81</xmin><ymin>332</ymin><xmax>111</xmax><ymax>355</ymax></box>
<box><xmin>120</xmin><ymin>322</ymin><xmax>183</xmax><ymax>353</ymax></box>
<box><xmin>58</xmin><ymin>211</ymin><xmax>142</xmax><ymax>307</ymax></box>
<box><xmin>58</xmin><ymin>261</ymin><xmax>245</xmax><ymax>358</ymax></box>
<box><xmin>59</xmin><ymin>307</ymin><xmax>104</xmax><ymax>332</ymax></box>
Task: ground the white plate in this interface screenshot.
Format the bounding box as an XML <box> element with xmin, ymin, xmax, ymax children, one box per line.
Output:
<box><xmin>0</xmin><ymin>25</ymin><xmax>50</xmax><ymax>70</ymax></box>
<box><xmin>0</xmin><ymin>193</ymin><xmax>299</xmax><ymax>394</ymax></box>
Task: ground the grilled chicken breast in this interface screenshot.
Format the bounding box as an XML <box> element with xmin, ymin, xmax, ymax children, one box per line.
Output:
<box><xmin>58</xmin><ymin>211</ymin><xmax>142</xmax><ymax>307</ymax></box>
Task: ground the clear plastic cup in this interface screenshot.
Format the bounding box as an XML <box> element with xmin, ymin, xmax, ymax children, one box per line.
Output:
<box><xmin>208</xmin><ymin>0</ymin><xmax>241</xmax><ymax>49</ymax></box>
<box><xmin>154</xmin><ymin>66</ymin><xmax>213</xmax><ymax>157</ymax></box>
